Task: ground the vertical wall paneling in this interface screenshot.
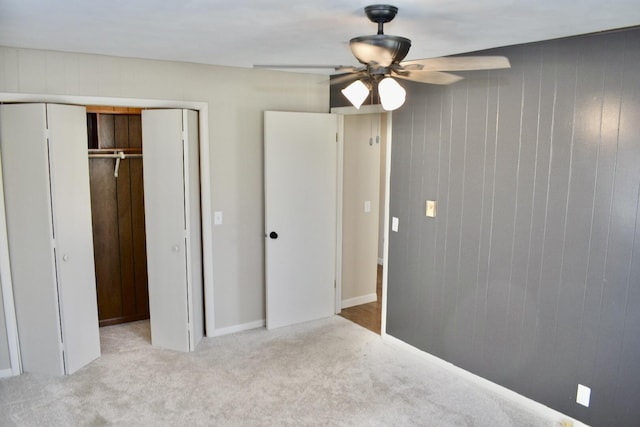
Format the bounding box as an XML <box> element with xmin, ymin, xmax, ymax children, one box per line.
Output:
<box><xmin>91</xmin><ymin>114</ymin><xmax>121</xmax><ymax>321</ymax></box>
<box><xmin>386</xmin><ymin>28</ymin><xmax>640</xmax><ymax>426</ymax></box>
<box><xmin>89</xmin><ymin>113</ymin><xmax>149</xmax><ymax>327</ymax></box>
<box><xmin>386</xmin><ymin>99</ymin><xmax>413</xmax><ymax>341</ymax></box>
<box><xmin>115</xmin><ymin>115</ymin><xmax>136</xmax><ymax>316</ymax></box>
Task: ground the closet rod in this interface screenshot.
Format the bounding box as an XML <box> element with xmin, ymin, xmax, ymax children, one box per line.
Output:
<box><xmin>88</xmin><ymin>150</ymin><xmax>143</xmax><ymax>178</ymax></box>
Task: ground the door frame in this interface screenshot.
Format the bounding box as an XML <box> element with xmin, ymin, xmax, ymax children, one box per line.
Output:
<box><xmin>0</xmin><ymin>93</ymin><xmax>215</xmax><ymax>371</ymax></box>
<box><xmin>331</xmin><ymin>104</ymin><xmax>392</xmax><ymax>335</ymax></box>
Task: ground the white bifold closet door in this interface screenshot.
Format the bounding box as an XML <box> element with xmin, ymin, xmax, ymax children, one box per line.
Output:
<box><xmin>142</xmin><ymin>109</ymin><xmax>203</xmax><ymax>352</ymax></box>
<box><xmin>0</xmin><ymin>103</ymin><xmax>100</xmax><ymax>375</ymax></box>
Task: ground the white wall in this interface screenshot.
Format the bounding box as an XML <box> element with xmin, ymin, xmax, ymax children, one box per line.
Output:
<box><xmin>0</xmin><ymin>46</ymin><xmax>329</xmax><ymax>332</ymax></box>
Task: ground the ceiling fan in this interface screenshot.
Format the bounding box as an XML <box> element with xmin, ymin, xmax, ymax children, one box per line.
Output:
<box><xmin>256</xmin><ymin>4</ymin><xmax>511</xmax><ymax>111</ymax></box>
<box><xmin>336</xmin><ymin>4</ymin><xmax>511</xmax><ymax>110</ymax></box>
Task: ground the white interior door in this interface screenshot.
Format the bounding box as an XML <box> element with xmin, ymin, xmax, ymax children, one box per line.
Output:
<box><xmin>264</xmin><ymin>111</ymin><xmax>338</xmax><ymax>329</ymax></box>
<box><xmin>47</xmin><ymin>104</ymin><xmax>101</xmax><ymax>374</ymax></box>
<box><xmin>142</xmin><ymin>109</ymin><xmax>202</xmax><ymax>352</ymax></box>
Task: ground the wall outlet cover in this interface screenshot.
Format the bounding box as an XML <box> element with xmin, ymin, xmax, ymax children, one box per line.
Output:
<box><xmin>576</xmin><ymin>384</ymin><xmax>591</xmax><ymax>407</ymax></box>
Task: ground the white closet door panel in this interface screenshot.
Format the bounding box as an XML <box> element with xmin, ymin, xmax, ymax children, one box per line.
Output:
<box><xmin>142</xmin><ymin>109</ymin><xmax>190</xmax><ymax>352</ymax></box>
<box><xmin>47</xmin><ymin>104</ymin><xmax>101</xmax><ymax>374</ymax></box>
<box><xmin>0</xmin><ymin>148</ymin><xmax>22</xmax><ymax>375</ymax></box>
<box><xmin>0</xmin><ymin>104</ymin><xmax>64</xmax><ymax>375</ymax></box>
<box><xmin>184</xmin><ymin>109</ymin><xmax>204</xmax><ymax>349</ymax></box>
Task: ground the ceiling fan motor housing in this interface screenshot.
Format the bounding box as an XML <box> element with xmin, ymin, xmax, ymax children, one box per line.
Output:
<box><xmin>350</xmin><ymin>35</ymin><xmax>411</xmax><ymax>66</ymax></box>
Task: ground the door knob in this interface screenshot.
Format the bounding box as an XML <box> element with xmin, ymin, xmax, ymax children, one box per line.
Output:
<box><xmin>172</xmin><ymin>245</ymin><xmax>180</xmax><ymax>252</ymax></box>
<box><xmin>269</xmin><ymin>231</ymin><xmax>278</xmax><ymax>239</ymax></box>
<box><xmin>62</xmin><ymin>254</ymin><xmax>70</xmax><ymax>262</ymax></box>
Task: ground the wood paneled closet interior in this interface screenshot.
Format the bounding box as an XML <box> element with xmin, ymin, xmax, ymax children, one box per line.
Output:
<box><xmin>87</xmin><ymin>106</ymin><xmax>149</xmax><ymax>327</ymax></box>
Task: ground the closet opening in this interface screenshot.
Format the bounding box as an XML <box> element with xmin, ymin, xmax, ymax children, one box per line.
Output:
<box><xmin>1</xmin><ymin>94</ymin><xmax>212</xmax><ymax>374</ymax></box>
<box><xmin>86</xmin><ymin>106</ymin><xmax>151</xmax><ymax>345</ymax></box>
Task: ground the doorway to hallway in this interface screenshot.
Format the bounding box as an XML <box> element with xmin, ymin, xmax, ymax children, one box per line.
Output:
<box><xmin>339</xmin><ymin>265</ymin><xmax>382</xmax><ymax>334</ymax></box>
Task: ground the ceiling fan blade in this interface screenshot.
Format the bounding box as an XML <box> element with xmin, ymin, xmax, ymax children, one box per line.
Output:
<box><xmin>334</xmin><ymin>65</ymin><xmax>366</xmax><ymax>73</ymax></box>
<box><xmin>400</xmin><ymin>56</ymin><xmax>511</xmax><ymax>72</ymax></box>
<box><xmin>350</xmin><ymin>41</ymin><xmax>393</xmax><ymax>67</ymax></box>
<box><xmin>393</xmin><ymin>70</ymin><xmax>464</xmax><ymax>85</ymax></box>
<box><xmin>253</xmin><ymin>64</ymin><xmax>351</xmax><ymax>70</ymax></box>
<box><xmin>330</xmin><ymin>71</ymin><xmax>367</xmax><ymax>86</ymax></box>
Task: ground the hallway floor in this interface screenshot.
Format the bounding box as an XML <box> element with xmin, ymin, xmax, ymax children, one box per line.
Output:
<box><xmin>339</xmin><ymin>265</ymin><xmax>382</xmax><ymax>334</ymax></box>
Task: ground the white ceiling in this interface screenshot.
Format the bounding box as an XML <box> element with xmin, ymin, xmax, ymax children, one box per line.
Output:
<box><xmin>1</xmin><ymin>0</ymin><xmax>639</xmax><ymax>74</ymax></box>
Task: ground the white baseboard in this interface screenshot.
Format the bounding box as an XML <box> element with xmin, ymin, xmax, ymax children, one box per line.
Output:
<box><xmin>342</xmin><ymin>293</ymin><xmax>377</xmax><ymax>309</ymax></box>
<box><xmin>0</xmin><ymin>368</ymin><xmax>15</xmax><ymax>379</ymax></box>
<box><xmin>382</xmin><ymin>334</ymin><xmax>590</xmax><ymax>427</ymax></box>
<box><xmin>209</xmin><ymin>319</ymin><xmax>265</xmax><ymax>337</ymax></box>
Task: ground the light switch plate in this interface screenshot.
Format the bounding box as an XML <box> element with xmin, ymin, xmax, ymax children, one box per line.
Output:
<box><xmin>364</xmin><ymin>200</ymin><xmax>371</xmax><ymax>213</ymax></box>
<box><xmin>392</xmin><ymin>217</ymin><xmax>399</xmax><ymax>232</ymax></box>
<box><xmin>426</xmin><ymin>200</ymin><xmax>436</xmax><ymax>217</ymax></box>
<box><xmin>214</xmin><ymin>211</ymin><xmax>223</xmax><ymax>225</ymax></box>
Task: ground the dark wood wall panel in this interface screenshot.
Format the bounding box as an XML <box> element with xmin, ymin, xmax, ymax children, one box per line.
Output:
<box><xmin>89</xmin><ymin>113</ymin><xmax>148</xmax><ymax>327</ymax></box>
<box><xmin>127</xmin><ymin>116</ymin><xmax>149</xmax><ymax>316</ymax></box>
<box><xmin>90</xmin><ymin>157</ymin><xmax>122</xmax><ymax>321</ymax></box>
<box><xmin>386</xmin><ymin>28</ymin><xmax>640</xmax><ymax>426</ymax></box>
<box><xmin>114</xmin><ymin>115</ymin><xmax>136</xmax><ymax>317</ymax></box>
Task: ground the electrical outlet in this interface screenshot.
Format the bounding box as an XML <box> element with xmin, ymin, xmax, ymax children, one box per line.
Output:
<box><xmin>576</xmin><ymin>384</ymin><xmax>591</xmax><ymax>407</ymax></box>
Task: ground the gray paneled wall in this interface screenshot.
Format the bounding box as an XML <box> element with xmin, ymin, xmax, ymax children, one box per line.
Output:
<box><xmin>387</xmin><ymin>28</ymin><xmax>640</xmax><ymax>426</ymax></box>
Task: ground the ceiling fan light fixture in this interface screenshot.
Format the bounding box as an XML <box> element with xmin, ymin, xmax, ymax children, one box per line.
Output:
<box><xmin>378</xmin><ymin>77</ymin><xmax>406</xmax><ymax>111</ymax></box>
<box><xmin>341</xmin><ymin>79</ymin><xmax>370</xmax><ymax>109</ymax></box>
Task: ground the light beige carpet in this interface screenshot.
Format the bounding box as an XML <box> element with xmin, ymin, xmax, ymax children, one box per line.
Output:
<box><xmin>0</xmin><ymin>316</ymin><xmax>557</xmax><ymax>426</ymax></box>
